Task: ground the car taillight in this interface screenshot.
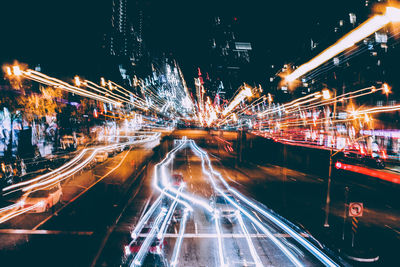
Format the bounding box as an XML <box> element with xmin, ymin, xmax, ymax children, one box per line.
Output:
<box><xmin>335</xmin><ymin>162</ymin><xmax>342</xmax><ymax>169</ymax></box>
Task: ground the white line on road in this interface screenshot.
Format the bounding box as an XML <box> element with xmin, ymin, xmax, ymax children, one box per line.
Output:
<box><xmin>385</xmin><ymin>225</ymin><xmax>400</xmax><ymax>236</ymax></box>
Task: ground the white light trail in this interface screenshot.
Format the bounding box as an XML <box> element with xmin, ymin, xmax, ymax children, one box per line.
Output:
<box><xmin>214</xmin><ymin>212</ymin><xmax>227</xmax><ymax>267</ymax></box>
<box><xmin>286</xmin><ymin>7</ymin><xmax>400</xmax><ymax>82</ymax></box>
<box><xmin>230</xmin><ymin>188</ymin><xmax>338</xmax><ymax>267</ymax></box>
<box><xmin>170</xmin><ymin>209</ymin><xmax>190</xmax><ymax>267</ymax></box>
<box><xmin>191</xmin><ymin>140</ymin><xmax>339</xmax><ymax>267</ymax></box>
<box><xmin>152</xmin><ymin>138</ymin><xmax>212</xmax><ymax>213</ymax></box>
<box><xmin>0</xmin><ymin>133</ymin><xmax>161</xmax><ymax>225</ymax></box>
<box><xmin>0</xmin><ymin>201</ymin><xmax>44</xmax><ymax>224</ymax></box>
<box><xmin>131</xmin><ymin>192</ymin><xmax>165</xmax><ymax>240</ymax></box>
<box><xmin>131</xmin><ymin>208</ymin><xmax>167</xmax><ymax>267</ymax></box>
<box><xmin>157</xmin><ymin>186</ymin><xmax>183</xmax><ymax>240</ymax></box>
<box><xmin>236</xmin><ymin>211</ymin><xmax>263</xmax><ymax>267</ymax></box>
<box><xmin>190</xmin><ymin>140</ymin><xmax>338</xmax><ymax>267</ymax></box>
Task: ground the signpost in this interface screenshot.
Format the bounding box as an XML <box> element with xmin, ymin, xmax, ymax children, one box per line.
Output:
<box><xmin>349</xmin><ymin>202</ymin><xmax>363</xmax><ymax>247</ymax></box>
<box><xmin>349</xmin><ymin>202</ymin><xmax>363</xmax><ymax>217</ymax></box>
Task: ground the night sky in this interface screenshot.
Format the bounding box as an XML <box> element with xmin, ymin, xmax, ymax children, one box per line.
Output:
<box><xmin>1</xmin><ymin>0</ymin><xmax>364</xmax><ymax>81</ymax></box>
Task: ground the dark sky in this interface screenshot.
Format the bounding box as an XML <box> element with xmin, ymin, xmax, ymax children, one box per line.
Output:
<box><xmin>0</xmin><ymin>0</ymin><xmax>364</xmax><ymax>80</ymax></box>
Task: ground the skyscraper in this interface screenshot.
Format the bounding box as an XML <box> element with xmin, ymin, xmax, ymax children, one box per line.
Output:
<box><xmin>110</xmin><ymin>0</ymin><xmax>128</xmax><ymax>57</ymax></box>
<box><xmin>209</xmin><ymin>16</ymin><xmax>252</xmax><ymax>98</ymax></box>
<box><xmin>103</xmin><ymin>0</ymin><xmax>144</xmax><ymax>66</ymax></box>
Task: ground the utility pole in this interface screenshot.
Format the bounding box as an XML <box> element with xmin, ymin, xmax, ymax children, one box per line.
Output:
<box><xmin>324</xmin><ymin>89</ymin><xmax>337</xmax><ymax>228</ymax></box>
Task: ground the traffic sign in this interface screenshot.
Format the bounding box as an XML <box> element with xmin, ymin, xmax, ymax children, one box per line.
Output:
<box><xmin>349</xmin><ymin>202</ymin><xmax>363</xmax><ymax>217</ymax></box>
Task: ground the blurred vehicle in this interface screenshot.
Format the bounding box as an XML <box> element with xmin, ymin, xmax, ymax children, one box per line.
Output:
<box><xmin>173</xmin><ymin>206</ymin><xmax>184</xmax><ymax>222</ymax></box>
<box><xmin>123</xmin><ymin>227</ymin><xmax>167</xmax><ymax>265</ymax></box>
<box><xmin>60</xmin><ymin>135</ymin><xmax>77</xmax><ymax>151</ymax></box>
<box><xmin>172</xmin><ymin>173</ymin><xmax>184</xmax><ymax>186</ymax></box>
<box><xmin>339</xmin><ymin>141</ymin><xmax>385</xmax><ymax>169</ymax></box>
<box><xmin>210</xmin><ymin>192</ymin><xmax>236</xmax><ymax>223</ymax></box>
<box><xmin>18</xmin><ymin>183</ymin><xmax>63</xmax><ymax>213</ymax></box>
<box><xmin>95</xmin><ymin>151</ymin><xmax>108</xmax><ymax>163</ymax></box>
<box><xmin>106</xmin><ymin>146</ymin><xmax>122</xmax><ymax>157</ymax></box>
<box><xmin>75</xmin><ymin>133</ymin><xmax>87</xmax><ymax>146</ymax></box>
<box><xmin>84</xmin><ymin>160</ymin><xmax>97</xmax><ymax>170</ymax></box>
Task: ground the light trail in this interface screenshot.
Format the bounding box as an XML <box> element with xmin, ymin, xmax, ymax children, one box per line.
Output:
<box><xmin>236</xmin><ymin>211</ymin><xmax>264</xmax><ymax>267</ymax></box>
<box><xmin>214</xmin><ymin>212</ymin><xmax>227</xmax><ymax>267</ymax></box>
<box><xmin>157</xmin><ymin>185</ymin><xmax>184</xmax><ymax>240</ymax></box>
<box><xmin>230</xmin><ymin>188</ymin><xmax>338</xmax><ymax>267</ymax></box>
<box><xmin>0</xmin><ymin>133</ymin><xmax>161</xmax><ymax>225</ymax></box>
<box><xmin>285</xmin><ymin>7</ymin><xmax>400</xmax><ymax>82</ymax></box>
<box><xmin>190</xmin><ymin>141</ymin><xmax>303</xmax><ymax>267</ymax></box>
<box><xmin>130</xmin><ymin>193</ymin><xmax>165</xmax><ymax>240</ymax></box>
<box><xmin>24</xmin><ymin>70</ymin><xmax>121</xmax><ymax>105</ymax></box>
<box><xmin>131</xmin><ymin>208</ymin><xmax>167</xmax><ymax>267</ymax></box>
<box><xmin>190</xmin><ymin>140</ymin><xmax>338</xmax><ymax>267</ymax></box>
<box><xmin>152</xmin><ymin>138</ymin><xmax>212</xmax><ymax>213</ymax></box>
<box><xmin>0</xmin><ymin>201</ymin><xmax>44</xmax><ymax>224</ymax></box>
<box><xmin>3</xmin><ymin>149</ymin><xmax>87</xmax><ymax>193</ymax></box>
<box><xmin>0</xmin><ymin>202</ymin><xmax>21</xmax><ymax>213</ymax></box>
<box><xmin>170</xmin><ymin>209</ymin><xmax>190</xmax><ymax>267</ymax></box>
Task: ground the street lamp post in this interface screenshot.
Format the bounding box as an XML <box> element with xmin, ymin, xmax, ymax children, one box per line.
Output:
<box><xmin>324</xmin><ymin>89</ymin><xmax>337</xmax><ymax>228</ymax></box>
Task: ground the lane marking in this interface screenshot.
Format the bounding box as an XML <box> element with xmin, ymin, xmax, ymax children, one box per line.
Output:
<box><xmin>385</xmin><ymin>225</ymin><xmax>400</xmax><ymax>236</ymax></box>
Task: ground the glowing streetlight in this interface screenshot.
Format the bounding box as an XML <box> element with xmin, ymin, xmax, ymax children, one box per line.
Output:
<box><xmin>322</xmin><ymin>89</ymin><xmax>331</xmax><ymax>100</ymax></box>
<box><xmin>5</xmin><ymin>66</ymin><xmax>12</xmax><ymax>76</ymax></box>
<box><xmin>74</xmin><ymin>76</ymin><xmax>81</xmax><ymax>87</ymax></box>
<box><xmin>232</xmin><ymin>113</ymin><xmax>238</xmax><ymax>122</ymax></box>
<box><xmin>12</xmin><ymin>65</ymin><xmax>22</xmax><ymax>76</ymax></box>
<box><xmin>386</xmin><ymin>6</ymin><xmax>400</xmax><ymax>22</ymax></box>
<box><xmin>383</xmin><ymin>83</ymin><xmax>390</xmax><ymax>95</ymax></box>
<box><xmin>268</xmin><ymin>93</ymin><xmax>273</xmax><ymax>104</ymax></box>
<box><xmin>100</xmin><ymin>77</ymin><xmax>106</xmax><ymax>87</ymax></box>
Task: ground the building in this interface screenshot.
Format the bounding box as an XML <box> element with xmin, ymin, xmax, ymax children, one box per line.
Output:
<box><xmin>209</xmin><ymin>16</ymin><xmax>252</xmax><ymax>98</ymax></box>
<box><xmin>103</xmin><ymin>0</ymin><xmax>146</xmax><ymax>72</ymax></box>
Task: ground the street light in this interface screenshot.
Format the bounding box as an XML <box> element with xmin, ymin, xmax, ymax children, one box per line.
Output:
<box><xmin>322</xmin><ymin>89</ymin><xmax>331</xmax><ymax>100</ymax></box>
<box><xmin>383</xmin><ymin>83</ymin><xmax>390</xmax><ymax>95</ymax></box>
<box><xmin>12</xmin><ymin>65</ymin><xmax>22</xmax><ymax>76</ymax></box>
<box><xmin>268</xmin><ymin>93</ymin><xmax>273</xmax><ymax>104</ymax></box>
<box><xmin>5</xmin><ymin>66</ymin><xmax>12</xmax><ymax>76</ymax></box>
<box><xmin>74</xmin><ymin>76</ymin><xmax>81</xmax><ymax>87</ymax></box>
<box><xmin>100</xmin><ymin>77</ymin><xmax>106</xmax><ymax>87</ymax></box>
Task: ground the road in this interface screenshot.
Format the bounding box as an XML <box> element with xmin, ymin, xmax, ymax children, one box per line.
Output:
<box><xmin>0</xmin><ymin>133</ymin><xmax>160</xmax><ymax>267</ymax></box>
<box><xmin>1</xmin><ymin>129</ymin><xmax>398</xmax><ymax>266</ymax></box>
<box><xmin>95</xmin><ymin>137</ymin><xmax>341</xmax><ymax>267</ymax></box>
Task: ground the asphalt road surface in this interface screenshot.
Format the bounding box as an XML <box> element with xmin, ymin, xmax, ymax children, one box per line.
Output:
<box><xmin>96</xmin><ymin>138</ymin><xmax>342</xmax><ymax>267</ymax></box>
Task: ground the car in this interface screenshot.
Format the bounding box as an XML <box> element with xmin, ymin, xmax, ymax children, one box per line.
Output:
<box><xmin>84</xmin><ymin>160</ymin><xmax>97</xmax><ymax>170</ymax></box>
<box><xmin>95</xmin><ymin>151</ymin><xmax>108</xmax><ymax>163</ymax></box>
<box><xmin>60</xmin><ymin>135</ymin><xmax>77</xmax><ymax>151</ymax></box>
<box><xmin>19</xmin><ymin>183</ymin><xmax>63</xmax><ymax>213</ymax></box>
<box><xmin>210</xmin><ymin>192</ymin><xmax>237</xmax><ymax>223</ymax></box>
<box><xmin>171</xmin><ymin>173</ymin><xmax>184</xmax><ymax>186</ymax></box>
<box><xmin>339</xmin><ymin>142</ymin><xmax>386</xmax><ymax>169</ymax></box>
<box><xmin>124</xmin><ymin>227</ymin><xmax>167</xmax><ymax>263</ymax></box>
